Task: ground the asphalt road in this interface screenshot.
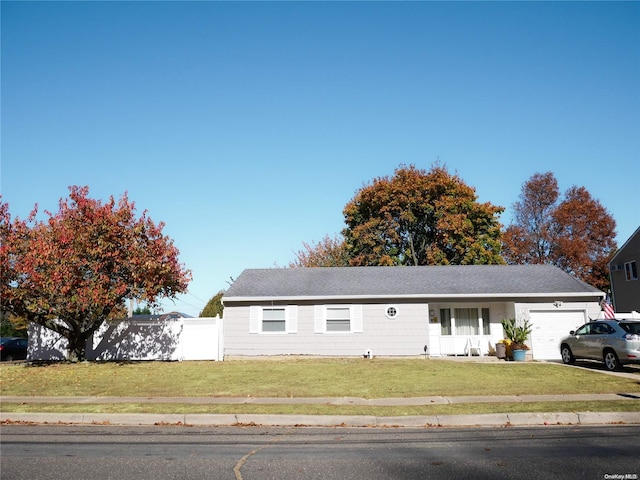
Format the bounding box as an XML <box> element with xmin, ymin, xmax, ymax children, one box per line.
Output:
<box><xmin>1</xmin><ymin>424</ymin><xmax>639</xmax><ymax>480</ymax></box>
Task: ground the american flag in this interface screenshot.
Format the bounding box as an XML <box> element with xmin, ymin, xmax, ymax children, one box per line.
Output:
<box><xmin>601</xmin><ymin>296</ymin><xmax>615</xmax><ymax>319</ymax></box>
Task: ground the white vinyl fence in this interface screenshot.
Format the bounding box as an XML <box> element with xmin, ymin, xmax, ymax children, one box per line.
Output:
<box><xmin>28</xmin><ymin>316</ymin><xmax>223</xmax><ymax>361</ymax></box>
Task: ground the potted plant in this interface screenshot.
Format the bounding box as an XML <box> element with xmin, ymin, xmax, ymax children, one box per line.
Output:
<box><xmin>501</xmin><ymin>318</ymin><xmax>533</xmax><ymax>361</ymax></box>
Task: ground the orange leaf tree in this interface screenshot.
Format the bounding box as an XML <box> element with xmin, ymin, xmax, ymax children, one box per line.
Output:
<box><xmin>342</xmin><ymin>165</ymin><xmax>505</xmax><ymax>266</ymax></box>
<box><xmin>502</xmin><ymin>172</ymin><xmax>617</xmax><ymax>291</ymax></box>
<box><xmin>290</xmin><ymin>234</ymin><xmax>351</xmax><ymax>267</ymax></box>
<box><xmin>0</xmin><ymin>186</ymin><xmax>191</xmax><ymax>361</ymax></box>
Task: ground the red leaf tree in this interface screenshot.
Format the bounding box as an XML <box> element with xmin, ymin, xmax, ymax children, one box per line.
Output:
<box><xmin>0</xmin><ymin>186</ymin><xmax>191</xmax><ymax>361</ymax></box>
<box><xmin>502</xmin><ymin>172</ymin><xmax>617</xmax><ymax>291</ymax></box>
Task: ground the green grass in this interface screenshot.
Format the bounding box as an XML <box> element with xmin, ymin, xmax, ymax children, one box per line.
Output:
<box><xmin>2</xmin><ymin>359</ymin><xmax>639</xmax><ymax>416</ymax></box>
<box><xmin>0</xmin><ymin>401</ymin><xmax>638</xmax><ymax>416</ymax></box>
<box><xmin>2</xmin><ymin>358</ymin><xmax>639</xmax><ymax>398</ymax></box>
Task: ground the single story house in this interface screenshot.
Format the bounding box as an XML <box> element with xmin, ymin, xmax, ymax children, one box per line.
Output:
<box><xmin>221</xmin><ymin>265</ymin><xmax>605</xmax><ymax>360</ymax></box>
<box><xmin>609</xmin><ymin>226</ymin><xmax>640</xmax><ymax>313</ymax></box>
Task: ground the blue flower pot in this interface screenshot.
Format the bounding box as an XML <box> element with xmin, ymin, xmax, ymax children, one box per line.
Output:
<box><xmin>512</xmin><ymin>349</ymin><xmax>526</xmax><ymax>361</ymax></box>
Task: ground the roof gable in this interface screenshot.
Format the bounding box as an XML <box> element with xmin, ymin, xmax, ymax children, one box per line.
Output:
<box><xmin>223</xmin><ymin>265</ymin><xmax>602</xmax><ymax>302</ymax></box>
<box><xmin>609</xmin><ymin>226</ymin><xmax>640</xmax><ymax>265</ymax></box>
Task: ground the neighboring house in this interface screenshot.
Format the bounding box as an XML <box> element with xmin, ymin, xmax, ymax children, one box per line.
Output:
<box><xmin>29</xmin><ymin>312</ymin><xmax>224</xmax><ymax>361</ymax></box>
<box><xmin>221</xmin><ymin>265</ymin><xmax>604</xmax><ymax>361</ymax></box>
<box><xmin>609</xmin><ymin>226</ymin><xmax>640</xmax><ymax>314</ymax></box>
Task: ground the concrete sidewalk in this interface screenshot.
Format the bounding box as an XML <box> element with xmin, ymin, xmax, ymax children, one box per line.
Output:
<box><xmin>2</xmin><ymin>393</ymin><xmax>639</xmax><ymax>428</ymax></box>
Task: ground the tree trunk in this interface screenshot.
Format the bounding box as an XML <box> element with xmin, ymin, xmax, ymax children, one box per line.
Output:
<box><xmin>66</xmin><ymin>332</ymin><xmax>88</xmax><ymax>362</ymax></box>
<box><xmin>408</xmin><ymin>232</ymin><xmax>419</xmax><ymax>266</ymax></box>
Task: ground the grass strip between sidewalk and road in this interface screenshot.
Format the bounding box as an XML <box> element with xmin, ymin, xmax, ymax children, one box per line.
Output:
<box><xmin>1</xmin><ymin>358</ymin><xmax>639</xmax><ymax>415</ymax></box>
<box><xmin>0</xmin><ymin>401</ymin><xmax>638</xmax><ymax>416</ymax></box>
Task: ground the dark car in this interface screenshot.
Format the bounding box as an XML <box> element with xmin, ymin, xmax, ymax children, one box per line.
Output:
<box><xmin>0</xmin><ymin>337</ymin><xmax>28</xmax><ymax>361</ymax></box>
<box><xmin>559</xmin><ymin>320</ymin><xmax>640</xmax><ymax>371</ymax></box>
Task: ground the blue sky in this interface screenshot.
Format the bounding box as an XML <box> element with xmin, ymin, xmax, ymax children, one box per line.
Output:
<box><xmin>2</xmin><ymin>1</ymin><xmax>639</xmax><ymax>316</ymax></box>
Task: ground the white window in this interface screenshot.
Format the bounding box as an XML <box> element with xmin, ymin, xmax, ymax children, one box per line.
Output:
<box><xmin>262</xmin><ymin>307</ymin><xmax>286</xmax><ymax>332</ymax></box>
<box><xmin>314</xmin><ymin>305</ymin><xmax>363</xmax><ymax>333</ymax></box>
<box><xmin>249</xmin><ymin>306</ymin><xmax>297</xmax><ymax>334</ymax></box>
<box><xmin>455</xmin><ymin>308</ymin><xmax>478</xmax><ymax>335</ymax></box>
<box><xmin>481</xmin><ymin>308</ymin><xmax>490</xmax><ymax>335</ymax></box>
<box><xmin>440</xmin><ymin>309</ymin><xmax>452</xmax><ymax>335</ymax></box>
<box><xmin>327</xmin><ymin>307</ymin><xmax>350</xmax><ymax>331</ymax></box>
<box><xmin>439</xmin><ymin>307</ymin><xmax>491</xmax><ymax>336</ymax></box>
<box><xmin>625</xmin><ymin>261</ymin><xmax>638</xmax><ymax>281</ymax></box>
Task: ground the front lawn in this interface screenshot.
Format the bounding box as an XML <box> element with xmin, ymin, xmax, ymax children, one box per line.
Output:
<box><xmin>2</xmin><ymin>358</ymin><xmax>639</xmax><ymax>398</ymax></box>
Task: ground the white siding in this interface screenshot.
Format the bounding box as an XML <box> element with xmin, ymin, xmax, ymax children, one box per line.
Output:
<box><xmin>223</xmin><ymin>300</ymin><xmax>603</xmax><ymax>359</ymax></box>
<box><xmin>223</xmin><ymin>302</ymin><xmax>430</xmax><ymax>357</ymax></box>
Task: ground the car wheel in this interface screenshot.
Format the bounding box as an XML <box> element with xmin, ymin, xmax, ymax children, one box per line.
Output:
<box><xmin>560</xmin><ymin>345</ymin><xmax>575</xmax><ymax>365</ymax></box>
<box><xmin>5</xmin><ymin>354</ymin><xmax>13</xmax><ymax>362</ymax></box>
<box><xmin>603</xmin><ymin>349</ymin><xmax>620</xmax><ymax>371</ymax></box>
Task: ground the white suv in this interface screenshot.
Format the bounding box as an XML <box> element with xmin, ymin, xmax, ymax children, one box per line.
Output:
<box><xmin>559</xmin><ymin>320</ymin><xmax>640</xmax><ymax>371</ymax></box>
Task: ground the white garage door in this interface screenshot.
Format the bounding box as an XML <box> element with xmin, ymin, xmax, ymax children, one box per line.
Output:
<box><xmin>529</xmin><ymin>310</ymin><xmax>587</xmax><ymax>360</ymax></box>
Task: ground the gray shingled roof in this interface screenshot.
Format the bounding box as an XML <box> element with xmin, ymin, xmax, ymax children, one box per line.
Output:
<box><xmin>223</xmin><ymin>265</ymin><xmax>602</xmax><ymax>301</ymax></box>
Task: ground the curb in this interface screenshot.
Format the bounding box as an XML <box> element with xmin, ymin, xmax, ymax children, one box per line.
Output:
<box><xmin>2</xmin><ymin>412</ymin><xmax>640</xmax><ymax>428</ymax></box>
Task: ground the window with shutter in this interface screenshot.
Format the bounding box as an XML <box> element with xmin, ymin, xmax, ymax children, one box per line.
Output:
<box><xmin>262</xmin><ymin>307</ymin><xmax>286</xmax><ymax>332</ymax></box>
<box><xmin>250</xmin><ymin>306</ymin><xmax>297</xmax><ymax>334</ymax></box>
<box><xmin>326</xmin><ymin>307</ymin><xmax>350</xmax><ymax>332</ymax></box>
